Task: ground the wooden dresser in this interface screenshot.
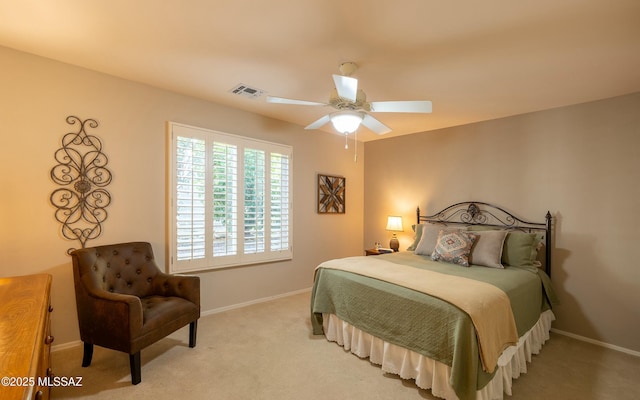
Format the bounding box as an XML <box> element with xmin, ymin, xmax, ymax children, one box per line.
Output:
<box><xmin>0</xmin><ymin>274</ymin><xmax>53</xmax><ymax>400</ymax></box>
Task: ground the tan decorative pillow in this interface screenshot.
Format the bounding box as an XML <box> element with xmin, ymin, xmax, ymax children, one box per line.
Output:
<box><xmin>469</xmin><ymin>230</ymin><xmax>508</xmax><ymax>268</ymax></box>
<box><xmin>414</xmin><ymin>225</ymin><xmax>461</xmax><ymax>256</ymax></box>
<box><xmin>431</xmin><ymin>230</ymin><xmax>477</xmax><ymax>267</ymax></box>
<box><xmin>413</xmin><ymin>224</ymin><xmax>445</xmax><ymax>256</ymax></box>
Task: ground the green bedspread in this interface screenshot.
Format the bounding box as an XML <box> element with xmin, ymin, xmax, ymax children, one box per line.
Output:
<box><xmin>310</xmin><ymin>252</ymin><xmax>556</xmax><ymax>400</ymax></box>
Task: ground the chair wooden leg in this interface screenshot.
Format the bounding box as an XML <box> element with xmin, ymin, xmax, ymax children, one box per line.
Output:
<box><xmin>129</xmin><ymin>352</ymin><xmax>141</xmax><ymax>385</ymax></box>
<box><xmin>81</xmin><ymin>342</ymin><xmax>94</xmax><ymax>367</ymax></box>
<box><xmin>189</xmin><ymin>320</ymin><xmax>198</xmax><ymax>348</ymax></box>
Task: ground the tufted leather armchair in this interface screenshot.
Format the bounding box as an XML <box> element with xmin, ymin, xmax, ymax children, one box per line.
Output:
<box><xmin>70</xmin><ymin>242</ymin><xmax>200</xmax><ymax>385</ymax></box>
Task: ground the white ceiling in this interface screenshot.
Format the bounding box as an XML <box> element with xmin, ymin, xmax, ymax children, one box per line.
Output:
<box><xmin>1</xmin><ymin>0</ymin><xmax>639</xmax><ymax>141</ymax></box>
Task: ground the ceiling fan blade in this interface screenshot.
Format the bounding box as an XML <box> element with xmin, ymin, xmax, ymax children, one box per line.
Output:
<box><xmin>332</xmin><ymin>74</ymin><xmax>358</xmax><ymax>102</ymax></box>
<box><xmin>369</xmin><ymin>100</ymin><xmax>432</xmax><ymax>113</ymax></box>
<box><xmin>266</xmin><ymin>96</ymin><xmax>326</xmax><ymax>106</ymax></box>
<box><xmin>361</xmin><ymin>114</ymin><xmax>392</xmax><ymax>135</ymax></box>
<box><xmin>305</xmin><ymin>114</ymin><xmax>331</xmax><ymax>130</ymax></box>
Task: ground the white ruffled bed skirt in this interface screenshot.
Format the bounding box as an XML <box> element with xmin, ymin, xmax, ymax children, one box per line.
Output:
<box><xmin>322</xmin><ymin>310</ymin><xmax>555</xmax><ymax>400</ymax></box>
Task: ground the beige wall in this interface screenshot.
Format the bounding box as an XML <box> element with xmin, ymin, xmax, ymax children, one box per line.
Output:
<box><xmin>364</xmin><ymin>92</ymin><xmax>640</xmax><ymax>353</ymax></box>
<box><xmin>0</xmin><ymin>46</ymin><xmax>364</xmax><ymax>346</ymax></box>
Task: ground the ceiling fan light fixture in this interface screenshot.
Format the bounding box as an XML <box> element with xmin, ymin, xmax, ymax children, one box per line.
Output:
<box><xmin>269</xmin><ymin>63</ymin><xmax>432</xmax><ymax>137</ymax></box>
<box><xmin>330</xmin><ymin>111</ymin><xmax>363</xmax><ymax>134</ymax></box>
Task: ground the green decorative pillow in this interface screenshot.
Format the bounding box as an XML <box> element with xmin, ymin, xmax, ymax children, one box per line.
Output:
<box><xmin>469</xmin><ymin>230</ymin><xmax>508</xmax><ymax>268</ymax></box>
<box><xmin>502</xmin><ymin>232</ymin><xmax>544</xmax><ymax>270</ymax></box>
<box><xmin>431</xmin><ymin>230</ymin><xmax>477</xmax><ymax>267</ymax></box>
<box><xmin>407</xmin><ymin>224</ymin><xmax>424</xmax><ymax>251</ymax></box>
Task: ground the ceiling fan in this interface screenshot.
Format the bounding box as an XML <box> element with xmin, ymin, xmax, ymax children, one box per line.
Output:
<box><xmin>266</xmin><ymin>62</ymin><xmax>432</xmax><ymax>136</ymax></box>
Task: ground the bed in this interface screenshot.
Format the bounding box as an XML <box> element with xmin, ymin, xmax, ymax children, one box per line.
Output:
<box><xmin>310</xmin><ymin>202</ymin><xmax>558</xmax><ymax>400</ymax></box>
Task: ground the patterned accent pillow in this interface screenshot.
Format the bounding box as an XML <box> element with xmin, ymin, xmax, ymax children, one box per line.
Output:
<box><xmin>431</xmin><ymin>230</ymin><xmax>478</xmax><ymax>267</ymax></box>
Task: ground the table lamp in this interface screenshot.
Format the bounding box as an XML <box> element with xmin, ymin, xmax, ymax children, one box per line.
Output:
<box><xmin>385</xmin><ymin>216</ymin><xmax>404</xmax><ymax>252</ymax></box>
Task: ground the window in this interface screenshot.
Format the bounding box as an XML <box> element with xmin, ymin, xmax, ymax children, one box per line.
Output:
<box><xmin>168</xmin><ymin>122</ymin><xmax>292</xmax><ymax>273</ymax></box>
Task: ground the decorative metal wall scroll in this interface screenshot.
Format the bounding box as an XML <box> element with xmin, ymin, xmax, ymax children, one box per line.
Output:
<box><xmin>317</xmin><ymin>174</ymin><xmax>345</xmax><ymax>214</ymax></box>
<box><xmin>50</xmin><ymin>116</ymin><xmax>112</xmax><ymax>254</ymax></box>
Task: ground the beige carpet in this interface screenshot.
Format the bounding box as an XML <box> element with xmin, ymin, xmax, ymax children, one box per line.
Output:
<box><xmin>52</xmin><ymin>292</ymin><xmax>640</xmax><ymax>400</ymax></box>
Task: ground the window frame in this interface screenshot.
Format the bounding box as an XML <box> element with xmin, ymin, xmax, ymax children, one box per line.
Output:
<box><xmin>167</xmin><ymin>122</ymin><xmax>293</xmax><ymax>273</ymax></box>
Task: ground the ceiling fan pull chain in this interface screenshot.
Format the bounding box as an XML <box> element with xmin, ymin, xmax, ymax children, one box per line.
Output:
<box><xmin>344</xmin><ymin>133</ymin><xmax>349</xmax><ymax>150</ymax></box>
<box><xmin>354</xmin><ymin>130</ymin><xmax>358</xmax><ymax>163</ymax></box>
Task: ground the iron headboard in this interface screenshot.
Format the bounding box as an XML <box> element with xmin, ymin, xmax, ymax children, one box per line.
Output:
<box><xmin>416</xmin><ymin>201</ymin><xmax>552</xmax><ymax>276</ymax></box>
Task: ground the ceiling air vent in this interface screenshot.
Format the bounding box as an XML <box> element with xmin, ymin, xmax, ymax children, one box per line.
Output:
<box><xmin>229</xmin><ymin>83</ymin><xmax>265</xmax><ymax>99</ymax></box>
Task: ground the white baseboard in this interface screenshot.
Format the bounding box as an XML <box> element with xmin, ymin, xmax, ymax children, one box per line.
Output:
<box><xmin>551</xmin><ymin>328</ymin><xmax>640</xmax><ymax>357</ymax></box>
<box><xmin>52</xmin><ymin>340</ymin><xmax>83</xmax><ymax>353</ymax></box>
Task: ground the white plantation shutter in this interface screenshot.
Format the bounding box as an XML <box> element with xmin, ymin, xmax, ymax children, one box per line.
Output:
<box><xmin>270</xmin><ymin>152</ymin><xmax>290</xmax><ymax>251</ymax></box>
<box><xmin>243</xmin><ymin>148</ymin><xmax>265</xmax><ymax>255</ymax></box>
<box><xmin>212</xmin><ymin>142</ymin><xmax>238</xmax><ymax>257</ymax></box>
<box><xmin>175</xmin><ymin>136</ymin><xmax>206</xmax><ymax>262</ymax></box>
<box><xmin>169</xmin><ymin>122</ymin><xmax>292</xmax><ymax>273</ymax></box>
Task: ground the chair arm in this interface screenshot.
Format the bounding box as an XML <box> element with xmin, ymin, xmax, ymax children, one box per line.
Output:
<box><xmin>81</xmin><ymin>287</ymin><xmax>144</xmax><ymax>341</ymax></box>
<box><xmin>152</xmin><ymin>273</ymin><xmax>200</xmax><ymax>307</ymax></box>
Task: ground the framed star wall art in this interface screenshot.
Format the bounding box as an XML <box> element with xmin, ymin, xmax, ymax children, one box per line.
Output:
<box><xmin>317</xmin><ymin>174</ymin><xmax>346</xmax><ymax>214</ymax></box>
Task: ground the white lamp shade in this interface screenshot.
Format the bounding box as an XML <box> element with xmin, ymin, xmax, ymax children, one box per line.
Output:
<box><xmin>330</xmin><ymin>111</ymin><xmax>363</xmax><ymax>134</ymax></box>
<box><xmin>385</xmin><ymin>216</ymin><xmax>403</xmax><ymax>232</ymax></box>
